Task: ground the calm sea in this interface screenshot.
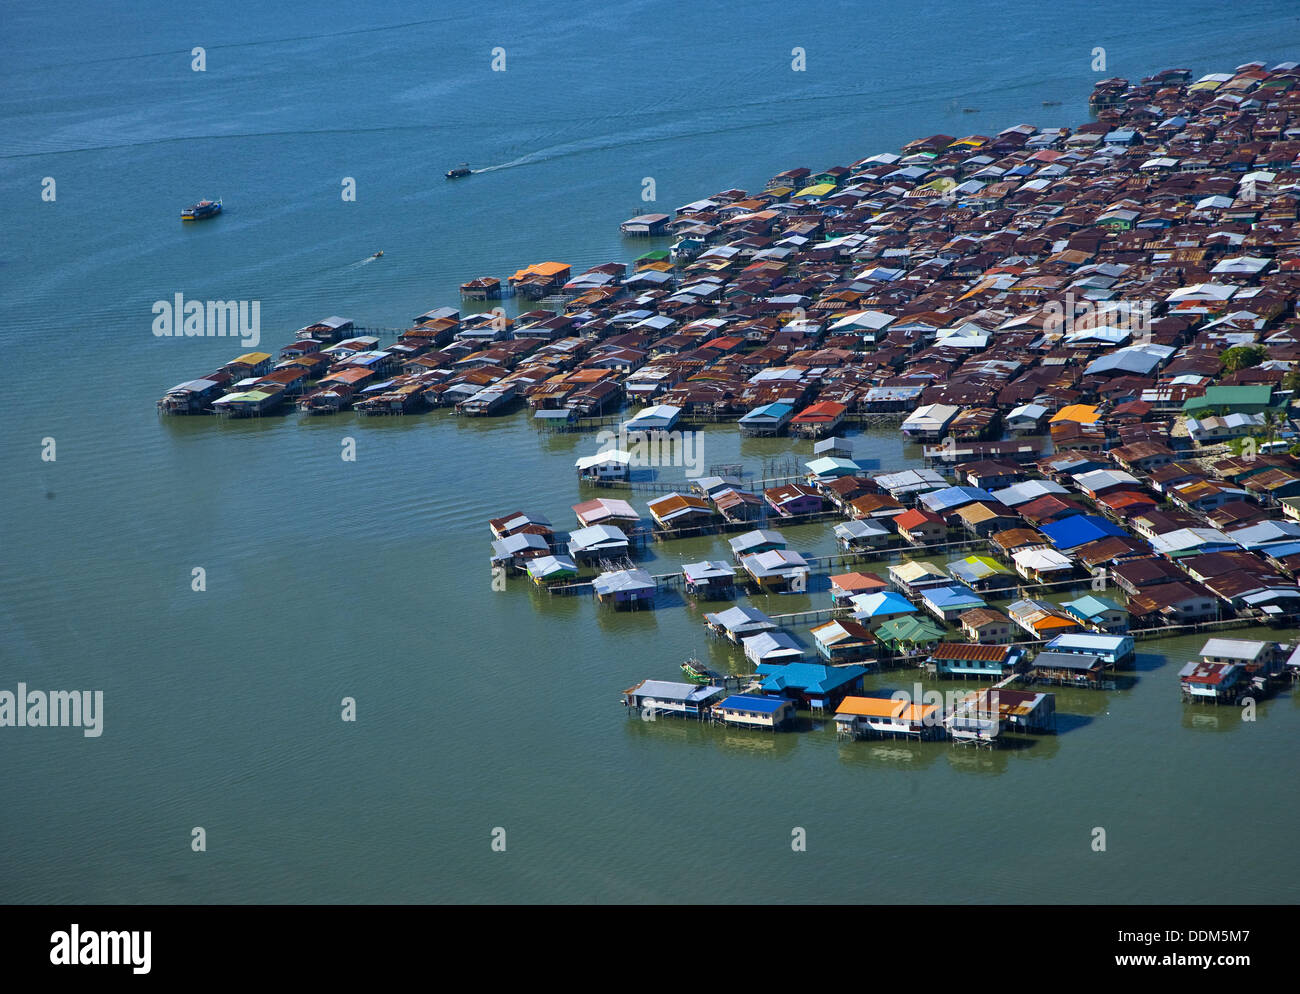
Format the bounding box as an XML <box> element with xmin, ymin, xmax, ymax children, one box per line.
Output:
<box><xmin>2</xmin><ymin>0</ymin><xmax>1297</xmax><ymax>903</ymax></box>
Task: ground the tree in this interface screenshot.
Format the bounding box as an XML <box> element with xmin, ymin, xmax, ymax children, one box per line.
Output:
<box><xmin>1220</xmin><ymin>344</ymin><xmax>1267</xmax><ymax>374</ymax></box>
<box><xmin>1263</xmin><ymin>408</ymin><xmax>1281</xmax><ymax>446</ymax></box>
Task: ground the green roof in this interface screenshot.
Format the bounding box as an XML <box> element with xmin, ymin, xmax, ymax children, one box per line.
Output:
<box><xmin>1183</xmin><ymin>385</ymin><xmax>1274</xmax><ymax>413</ymax></box>
<box><xmin>959</xmin><ymin>555</ymin><xmax>1010</xmax><ymax>574</ymax></box>
<box><xmin>636</xmin><ymin>250</ymin><xmax>670</xmax><ymax>262</ymax></box>
<box><xmin>875</xmin><ymin>615</ymin><xmax>947</xmax><ymax>644</ymax></box>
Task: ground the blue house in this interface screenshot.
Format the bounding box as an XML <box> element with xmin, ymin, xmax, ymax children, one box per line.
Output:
<box><xmin>755</xmin><ymin>661</ymin><xmax>868</xmax><ymax>709</ymax></box>
<box><xmin>849</xmin><ymin>590</ymin><xmax>918</xmax><ymax>626</ymax></box>
<box><xmin>919</xmin><ymin>584</ymin><xmax>987</xmax><ymax>622</ymax></box>
<box><xmin>1039</xmin><ymin>514</ymin><xmax>1128</xmax><ymax>552</ymax></box>
<box><xmin>738</xmin><ymin>402</ymin><xmax>795</xmax><ymax>436</ymax></box>
<box><xmin>714</xmin><ymin>694</ymin><xmax>794</xmax><ymax>730</ymax></box>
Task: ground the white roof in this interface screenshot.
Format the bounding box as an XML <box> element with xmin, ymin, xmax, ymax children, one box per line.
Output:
<box><xmin>1012</xmin><ymin>548</ymin><xmax>1074</xmax><ymax>572</ymax></box>
<box><xmin>1074</xmin><ymin>469</ymin><xmax>1140</xmax><ymax>491</ymax></box>
<box><xmin>1200</xmin><ymin>638</ymin><xmax>1268</xmax><ymax>660</ymax></box>
<box><xmin>624</xmin><ymin>404</ymin><xmax>681</xmax><ymax>425</ymax></box>
<box><xmin>592</xmin><ymin>568</ymin><xmax>655</xmax><ymax>594</ymax></box>
<box><xmin>682</xmin><ymin>560</ymin><xmax>735</xmax><ymax>581</ymax></box>
<box><xmin>1150</xmin><ymin>527</ymin><xmax>1233</xmax><ymax>553</ymax></box>
<box><xmin>1008</xmin><ymin>403</ymin><xmax>1048</xmax><ymax>420</ymax></box>
<box><xmin>628</xmin><ymin>680</ymin><xmax>722</xmax><ymax>703</ymax></box>
<box><xmin>575</xmin><ymin>450</ymin><xmax>633</xmax><ymax>470</ymax></box>
<box><xmin>568</xmin><ymin>524</ymin><xmax>629</xmax><ymax>548</ymax></box>
<box><xmin>902</xmin><ymin>404</ymin><xmax>959</xmax><ymax>429</ymax></box>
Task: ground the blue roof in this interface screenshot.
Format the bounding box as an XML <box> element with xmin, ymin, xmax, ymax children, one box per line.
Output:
<box><xmin>924</xmin><ymin>584</ymin><xmax>986</xmax><ymax>610</ymax></box>
<box><xmin>1045</xmin><ymin>633</ymin><xmax>1133</xmax><ymax>654</ymax></box>
<box><xmin>919</xmin><ymin>485</ymin><xmax>994</xmax><ymax>513</ymax></box>
<box><xmin>718</xmin><ymin>694</ymin><xmax>785</xmax><ymax>714</ymax></box>
<box><xmin>1085</xmin><ymin>345</ymin><xmax>1172</xmax><ymax>377</ymax></box>
<box><xmin>739</xmin><ymin>402</ymin><xmax>794</xmax><ymax>422</ymax></box>
<box><xmin>850</xmin><ymin>590</ymin><xmax>917</xmax><ymax>617</ymax></box>
<box><xmin>1258</xmin><ymin>540</ymin><xmax>1300</xmax><ymax>559</ymax></box>
<box><xmin>754</xmin><ymin>662</ymin><xmax>867</xmax><ymax>694</ymax></box>
<box><xmin>1062</xmin><ymin>594</ymin><xmax>1125</xmax><ymax>619</ymax></box>
<box><xmin>1039</xmin><ymin>513</ymin><xmax>1127</xmax><ymax>551</ymax></box>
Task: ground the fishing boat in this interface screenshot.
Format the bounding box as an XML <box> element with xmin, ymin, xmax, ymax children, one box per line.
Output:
<box><xmin>181</xmin><ymin>198</ymin><xmax>222</xmax><ymax>221</ymax></box>
<box><xmin>680</xmin><ymin>658</ymin><xmax>719</xmax><ymax>684</ymax></box>
<box><xmin>445</xmin><ymin>163</ymin><xmax>471</xmax><ymax>179</ymax></box>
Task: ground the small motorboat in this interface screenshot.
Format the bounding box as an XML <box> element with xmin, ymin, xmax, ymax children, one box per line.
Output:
<box><xmin>445</xmin><ymin>163</ymin><xmax>471</xmax><ymax>179</ymax></box>
<box><xmin>181</xmin><ymin>198</ymin><xmax>222</xmax><ymax>221</ymax></box>
<box><xmin>372</xmin><ymin>251</ymin><xmax>383</xmax><ymax>258</ymax></box>
<box><xmin>680</xmin><ymin>658</ymin><xmax>721</xmax><ymax>684</ymax></box>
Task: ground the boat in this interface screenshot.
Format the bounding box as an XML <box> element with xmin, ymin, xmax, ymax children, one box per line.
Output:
<box><xmin>445</xmin><ymin>163</ymin><xmax>471</xmax><ymax>179</ymax></box>
<box><xmin>680</xmin><ymin>658</ymin><xmax>720</xmax><ymax>684</ymax></box>
<box><xmin>372</xmin><ymin>250</ymin><xmax>383</xmax><ymax>258</ymax></box>
<box><xmin>181</xmin><ymin>198</ymin><xmax>222</xmax><ymax>221</ymax></box>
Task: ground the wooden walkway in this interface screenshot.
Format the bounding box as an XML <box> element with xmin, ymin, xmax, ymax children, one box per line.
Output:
<box><xmin>599</xmin><ymin>473</ymin><xmax>807</xmax><ymax>495</ymax></box>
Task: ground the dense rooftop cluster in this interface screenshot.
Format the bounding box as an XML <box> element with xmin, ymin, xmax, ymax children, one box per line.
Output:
<box><xmin>162</xmin><ymin>60</ymin><xmax>1300</xmax><ymax>430</ymax></box>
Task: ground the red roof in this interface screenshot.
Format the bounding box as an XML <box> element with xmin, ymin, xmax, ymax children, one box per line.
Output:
<box><xmin>792</xmin><ymin>401</ymin><xmax>848</xmax><ymax>423</ymax></box>
<box><xmin>895</xmin><ymin>508</ymin><xmax>944</xmax><ymax>531</ymax></box>
<box><xmin>1183</xmin><ymin>662</ymin><xmax>1236</xmax><ymax>685</ymax></box>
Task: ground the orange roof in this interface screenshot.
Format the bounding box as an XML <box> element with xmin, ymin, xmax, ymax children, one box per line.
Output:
<box><xmin>1050</xmin><ymin>404</ymin><xmax>1101</xmax><ymax>425</ymax></box>
<box><xmin>836</xmin><ymin>695</ymin><xmax>938</xmax><ymax>722</ymax></box>
<box><xmin>647</xmin><ymin>493</ymin><xmax>711</xmax><ymax>514</ymax></box>
<box><xmin>792</xmin><ymin>401</ymin><xmax>847</xmax><ymax>423</ymax></box>
<box><xmin>566</xmin><ymin>368</ymin><xmax>614</xmax><ymax>384</ymax></box>
<box><xmin>829</xmin><ymin>571</ymin><xmax>887</xmax><ymax>592</ymax></box>
<box><xmin>1033</xmin><ymin>615</ymin><xmax>1078</xmax><ymax>632</ymax></box>
<box><xmin>895</xmin><ymin>508</ymin><xmax>943</xmax><ymax>531</ymax></box>
<box><xmin>322</xmin><ymin>367</ymin><xmax>372</xmax><ymax>385</ymax></box>
<box><xmin>511</xmin><ymin>261</ymin><xmax>570</xmax><ymax>280</ymax></box>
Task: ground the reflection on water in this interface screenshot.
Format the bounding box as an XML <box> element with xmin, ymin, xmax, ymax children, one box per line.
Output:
<box><xmin>945</xmin><ymin>747</ymin><xmax>1007</xmax><ymax>774</ymax></box>
<box><xmin>837</xmin><ymin>738</ymin><xmax>943</xmax><ymax>770</ymax></box>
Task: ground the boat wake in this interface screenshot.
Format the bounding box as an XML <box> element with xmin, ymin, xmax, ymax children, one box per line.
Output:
<box><xmin>471</xmin><ymin>154</ymin><xmax>538</xmax><ymax>174</ymax></box>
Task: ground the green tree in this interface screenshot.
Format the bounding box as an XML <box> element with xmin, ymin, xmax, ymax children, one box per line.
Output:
<box><xmin>1263</xmin><ymin>408</ymin><xmax>1281</xmax><ymax>446</ymax></box>
<box><xmin>1220</xmin><ymin>344</ymin><xmax>1267</xmax><ymax>374</ymax></box>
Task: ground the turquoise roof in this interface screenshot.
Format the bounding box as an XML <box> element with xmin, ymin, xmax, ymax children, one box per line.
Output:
<box><xmin>1062</xmin><ymin>594</ymin><xmax>1125</xmax><ymax>618</ymax></box>
<box><xmin>740</xmin><ymin>402</ymin><xmax>794</xmax><ymax>422</ymax></box>
<box><xmin>755</xmin><ymin>662</ymin><xmax>867</xmax><ymax>694</ymax></box>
